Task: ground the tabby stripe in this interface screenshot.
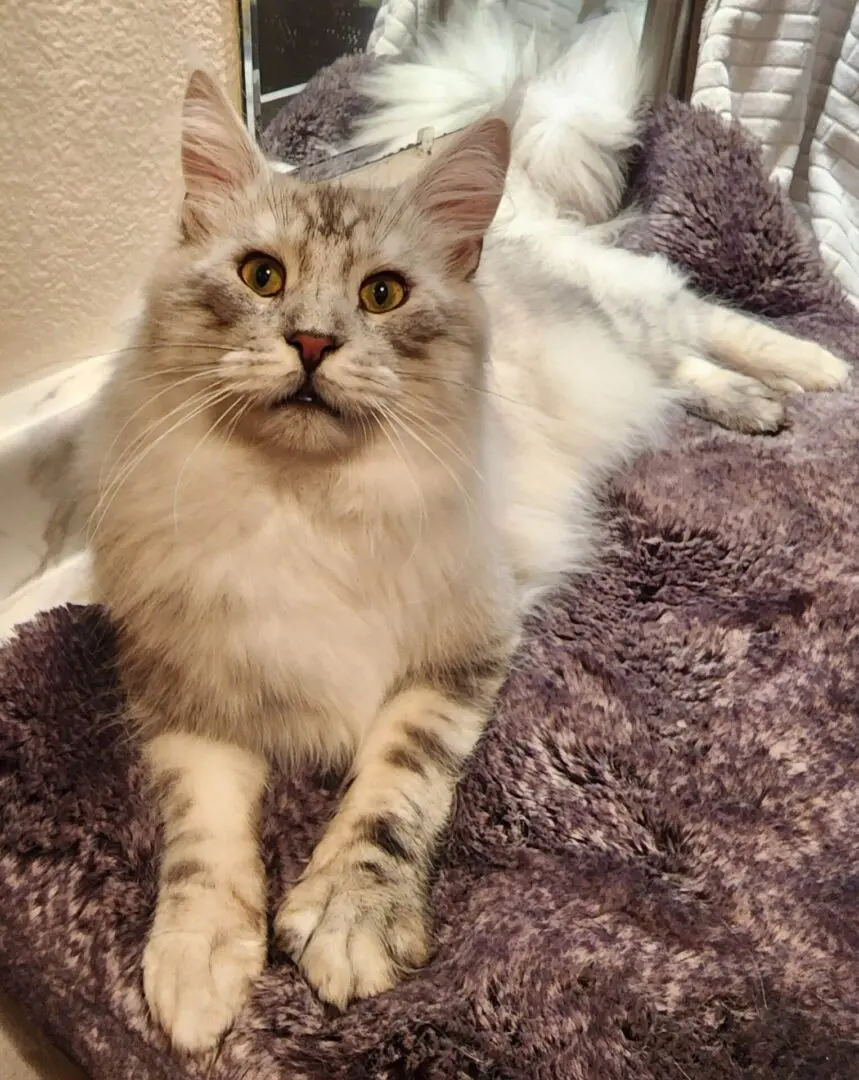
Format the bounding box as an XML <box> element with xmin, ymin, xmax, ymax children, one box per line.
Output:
<box><xmin>167</xmin><ymin>827</ymin><xmax>207</xmax><ymax>852</ymax></box>
<box><xmin>163</xmin><ymin>858</ymin><xmax>211</xmax><ymax>888</ymax></box>
<box><xmin>403</xmin><ymin>722</ymin><xmax>461</xmax><ymax>776</ymax></box>
<box><xmin>360</xmin><ymin>814</ymin><xmax>413</xmax><ymax>862</ymax></box>
<box><xmin>229</xmin><ymin>884</ymin><xmax>267</xmax><ymax>934</ymax></box>
<box><xmin>435</xmin><ymin>650</ymin><xmax>508</xmax><ymax>709</ymax></box>
<box><xmin>384</xmin><ymin>744</ymin><xmax>428</xmax><ymax>777</ymax></box>
<box><xmin>354</xmin><ymin>859</ymin><xmax>390</xmax><ymax>885</ymax></box>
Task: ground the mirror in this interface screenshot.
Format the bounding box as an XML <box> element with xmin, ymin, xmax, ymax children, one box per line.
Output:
<box><xmin>240</xmin><ymin>0</ymin><xmax>384</xmax><ymax>135</ymax></box>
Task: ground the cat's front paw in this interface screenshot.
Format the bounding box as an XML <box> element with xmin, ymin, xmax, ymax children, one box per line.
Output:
<box><xmin>143</xmin><ymin>904</ymin><xmax>266</xmax><ymax>1053</ymax></box>
<box><xmin>275</xmin><ymin>859</ymin><xmax>431</xmax><ymax>1008</ymax></box>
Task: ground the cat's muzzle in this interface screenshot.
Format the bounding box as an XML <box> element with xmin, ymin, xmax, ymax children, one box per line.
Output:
<box><xmin>273</xmin><ymin>377</ymin><xmax>341</xmax><ymax>418</ymax></box>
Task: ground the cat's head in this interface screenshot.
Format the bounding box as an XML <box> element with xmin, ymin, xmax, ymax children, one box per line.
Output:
<box><xmin>140</xmin><ymin>70</ymin><xmax>510</xmax><ymax>459</ymax></box>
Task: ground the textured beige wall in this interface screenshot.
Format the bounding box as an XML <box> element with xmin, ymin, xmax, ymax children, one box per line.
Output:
<box><xmin>0</xmin><ymin>0</ymin><xmax>240</xmax><ymax>391</ymax></box>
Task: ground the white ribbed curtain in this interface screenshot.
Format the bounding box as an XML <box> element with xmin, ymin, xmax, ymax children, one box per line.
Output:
<box><xmin>693</xmin><ymin>0</ymin><xmax>859</xmax><ymax>301</ymax></box>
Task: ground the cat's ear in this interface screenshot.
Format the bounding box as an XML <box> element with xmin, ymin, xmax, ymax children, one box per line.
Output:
<box><xmin>409</xmin><ymin>117</ymin><xmax>510</xmax><ymax>277</ymax></box>
<box><xmin>180</xmin><ymin>69</ymin><xmax>264</xmax><ymax>236</ymax></box>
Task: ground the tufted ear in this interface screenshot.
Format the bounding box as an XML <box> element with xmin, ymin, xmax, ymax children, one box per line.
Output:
<box><xmin>180</xmin><ymin>69</ymin><xmax>265</xmax><ymax>236</ymax></box>
<box><xmin>408</xmin><ymin>117</ymin><xmax>510</xmax><ymax>277</ymax></box>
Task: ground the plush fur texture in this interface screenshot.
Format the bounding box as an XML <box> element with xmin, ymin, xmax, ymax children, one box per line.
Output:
<box><xmin>260</xmin><ymin>53</ymin><xmax>380</xmax><ymax>167</ymax></box>
<box><xmin>2</xmin><ymin>76</ymin><xmax>859</xmax><ymax>1077</ymax></box>
<box><xmin>621</xmin><ymin>97</ymin><xmax>859</xmax><ymax>362</ymax></box>
<box><xmin>73</xmin><ymin>10</ymin><xmax>853</xmax><ymax>1057</ymax></box>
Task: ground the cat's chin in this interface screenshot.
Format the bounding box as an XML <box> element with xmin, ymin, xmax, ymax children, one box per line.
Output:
<box><xmin>237</xmin><ymin>400</ymin><xmax>372</xmax><ymax>458</ymax></box>
<box><xmin>271</xmin><ymin>391</ymin><xmax>343</xmax><ymax>421</ymax></box>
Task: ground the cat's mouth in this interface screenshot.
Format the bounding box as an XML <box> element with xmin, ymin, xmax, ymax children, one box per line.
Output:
<box><xmin>272</xmin><ymin>379</ymin><xmax>342</xmax><ymax>418</ymax></box>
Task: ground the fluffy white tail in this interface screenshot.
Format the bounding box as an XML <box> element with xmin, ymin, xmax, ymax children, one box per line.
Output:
<box><xmin>350</xmin><ymin>4</ymin><xmax>645</xmax><ymax>224</ymax></box>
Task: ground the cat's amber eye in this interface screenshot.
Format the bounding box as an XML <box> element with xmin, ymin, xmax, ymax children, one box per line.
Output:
<box><xmin>358</xmin><ymin>273</ymin><xmax>408</xmax><ymax>314</ymax></box>
<box><xmin>238</xmin><ymin>254</ymin><xmax>286</xmax><ymax>297</ymax></box>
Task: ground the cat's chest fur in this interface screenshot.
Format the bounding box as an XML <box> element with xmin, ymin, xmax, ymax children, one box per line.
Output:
<box><xmin>103</xmin><ymin>430</ymin><xmax>508</xmax><ymax>763</ymax></box>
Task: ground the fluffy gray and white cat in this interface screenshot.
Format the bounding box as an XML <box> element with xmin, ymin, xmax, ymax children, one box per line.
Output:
<box><xmin>81</xmin><ymin>9</ymin><xmax>847</xmax><ymax>1056</ymax></box>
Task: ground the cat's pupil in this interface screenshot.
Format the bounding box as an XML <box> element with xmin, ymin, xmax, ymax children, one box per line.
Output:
<box><xmin>255</xmin><ymin>265</ymin><xmax>272</xmax><ymax>288</ymax></box>
<box><xmin>373</xmin><ymin>281</ymin><xmax>389</xmax><ymax>306</ymax></box>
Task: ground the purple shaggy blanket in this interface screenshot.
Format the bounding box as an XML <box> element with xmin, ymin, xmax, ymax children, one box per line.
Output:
<box><xmin>2</xmin><ymin>82</ymin><xmax>859</xmax><ymax>1079</ymax></box>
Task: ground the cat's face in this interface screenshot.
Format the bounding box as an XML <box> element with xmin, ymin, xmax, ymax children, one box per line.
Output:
<box><xmin>142</xmin><ymin>71</ymin><xmax>510</xmax><ymax>459</ymax></box>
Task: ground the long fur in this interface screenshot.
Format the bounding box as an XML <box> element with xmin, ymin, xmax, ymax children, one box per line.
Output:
<box><xmin>350</xmin><ymin>5</ymin><xmax>644</xmax><ymax>224</ymax></box>
<box><xmin>80</xmin><ymin>44</ymin><xmax>848</xmax><ymax>1060</ymax></box>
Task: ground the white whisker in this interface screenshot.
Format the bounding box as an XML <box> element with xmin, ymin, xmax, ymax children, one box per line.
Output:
<box><xmin>374</xmin><ymin>401</ymin><xmax>427</xmax><ymax>571</ymax></box>
<box><xmin>385</xmin><ymin>408</ymin><xmax>476</xmax><ymax>516</ymax></box>
<box><xmin>383</xmin><ymin>408</ymin><xmax>478</xmax><ymax>603</ymax></box>
<box><xmin>395</xmin><ymin>400</ymin><xmax>484</xmax><ymax>482</ymax></box>
<box><xmin>171</xmin><ymin>395</ymin><xmax>246</xmax><ymax>529</ymax></box>
<box><xmin>409</xmin><ymin>372</ymin><xmax>543</xmax><ymax>414</ymax></box>
<box><xmin>98</xmin><ymin>384</ymin><xmax>226</xmax><ymax>498</ymax></box>
<box><xmin>89</xmin><ymin>388</ymin><xmax>233</xmax><ymax>544</ymax></box>
<box><xmin>96</xmin><ymin>372</ymin><xmax>222</xmax><ymax>492</ymax></box>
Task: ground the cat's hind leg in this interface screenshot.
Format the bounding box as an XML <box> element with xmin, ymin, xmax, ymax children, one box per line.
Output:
<box><xmin>673</xmin><ymin>303</ymin><xmax>850</xmax><ymax>432</ymax></box>
<box><xmin>703</xmin><ymin>304</ymin><xmax>850</xmax><ymax>393</ymax></box>
<box><xmin>673</xmin><ymin>354</ymin><xmax>787</xmax><ymax>434</ymax></box>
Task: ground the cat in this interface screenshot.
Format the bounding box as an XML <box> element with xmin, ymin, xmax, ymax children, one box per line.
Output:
<box><xmin>80</xmin><ymin>11</ymin><xmax>848</xmax><ymax>1057</ymax></box>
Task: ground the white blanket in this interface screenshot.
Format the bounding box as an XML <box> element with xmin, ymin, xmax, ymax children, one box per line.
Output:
<box><xmin>692</xmin><ymin>0</ymin><xmax>859</xmax><ymax>302</ymax></box>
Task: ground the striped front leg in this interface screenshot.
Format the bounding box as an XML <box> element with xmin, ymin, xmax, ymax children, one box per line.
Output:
<box><xmin>142</xmin><ymin>733</ymin><xmax>269</xmax><ymax>1053</ymax></box>
<box><xmin>275</xmin><ymin>672</ymin><xmax>500</xmax><ymax>1007</ymax></box>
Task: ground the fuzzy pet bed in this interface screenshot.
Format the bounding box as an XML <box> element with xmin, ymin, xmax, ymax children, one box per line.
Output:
<box><xmin>2</xmin><ymin>75</ymin><xmax>859</xmax><ymax>1079</ymax></box>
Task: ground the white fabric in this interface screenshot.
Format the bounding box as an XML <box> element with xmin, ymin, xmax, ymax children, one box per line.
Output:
<box><xmin>692</xmin><ymin>0</ymin><xmax>859</xmax><ymax>301</ymax></box>
<box><xmin>368</xmin><ymin>0</ymin><xmax>435</xmax><ymax>57</ymax></box>
<box><xmin>368</xmin><ymin>0</ymin><xmax>601</xmax><ymax>58</ymax></box>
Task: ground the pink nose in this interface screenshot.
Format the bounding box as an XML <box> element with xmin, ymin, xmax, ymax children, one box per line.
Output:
<box><xmin>287</xmin><ymin>332</ymin><xmax>339</xmax><ymax>374</ymax></box>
